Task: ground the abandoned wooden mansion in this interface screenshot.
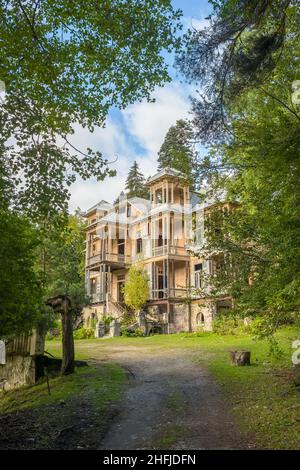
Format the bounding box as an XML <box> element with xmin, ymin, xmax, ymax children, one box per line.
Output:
<box><xmin>82</xmin><ymin>168</ymin><xmax>231</xmax><ymax>334</ymax></box>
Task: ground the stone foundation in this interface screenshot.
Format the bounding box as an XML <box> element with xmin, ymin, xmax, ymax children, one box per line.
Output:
<box><xmin>82</xmin><ymin>304</ymin><xmax>105</xmax><ymax>328</ymax></box>
<box><xmin>0</xmin><ymin>355</ymin><xmax>36</xmax><ymax>391</ymax></box>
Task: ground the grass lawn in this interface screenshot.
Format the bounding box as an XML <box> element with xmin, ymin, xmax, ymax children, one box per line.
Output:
<box><xmin>45</xmin><ymin>325</ymin><xmax>300</xmax><ymax>449</ymax></box>
<box><xmin>0</xmin><ymin>363</ymin><xmax>127</xmax><ymax>415</ymax></box>
<box><xmin>1</xmin><ymin>326</ymin><xmax>299</xmax><ymax>449</ymax></box>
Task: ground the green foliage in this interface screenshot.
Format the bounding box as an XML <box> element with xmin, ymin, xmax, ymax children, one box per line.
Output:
<box><xmin>125</xmin><ymin>161</ymin><xmax>149</xmax><ymax>199</ymax></box>
<box><xmin>123</xmin><ymin>264</ymin><xmax>149</xmax><ymax>313</ymax></box>
<box><xmin>73</xmin><ymin>327</ymin><xmax>95</xmax><ymax>340</ymax></box>
<box><xmin>42</xmin><ymin>214</ymin><xmax>87</xmax><ymax>318</ymax></box>
<box><xmin>120</xmin><ymin>326</ymin><xmax>144</xmax><ymax>337</ymax></box>
<box><xmin>0</xmin><ymin>1</ymin><xmax>182</xmax><ymax>218</ymax></box>
<box><xmin>157</xmin><ymin>119</ymin><xmax>198</xmax><ymax>186</ymax></box>
<box><xmin>179</xmin><ymin>1</ymin><xmax>300</xmax><ymax>334</ymax></box>
<box><xmin>0</xmin><ymin>209</ymin><xmax>43</xmax><ymax>337</ymax></box>
<box><xmin>100</xmin><ymin>315</ymin><xmax>114</xmax><ymax>327</ymax></box>
<box><xmin>45</xmin><ymin>318</ymin><xmax>63</xmax><ymax>340</ymax></box>
<box><xmin>212</xmin><ymin>314</ymin><xmax>248</xmax><ymax>336</ymax></box>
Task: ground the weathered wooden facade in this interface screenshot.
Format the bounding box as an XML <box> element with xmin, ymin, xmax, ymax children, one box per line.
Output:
<box><xmin>82</xmin><ymin>168</ymin><xmax>232</xmax><ymax>334</ymax></box>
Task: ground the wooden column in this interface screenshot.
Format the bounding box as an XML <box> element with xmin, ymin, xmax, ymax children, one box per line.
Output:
<box><xmin>167</xmin><ymin>258</ymin><xmax>170</xmax><ymax>297</ymax></box>
<box><xmin>107</xmin><ymin>265</ymin><xmax>111</xmax><ymax>296</ymax></box>
<box><xmin>163</xmin><ymin>259</ymin><xmax>166</xmax><ymax>297</ymax></box>
<box><xmin>185</xmin><ymin>261</ymin><xmax>189</xmax><ymax>289</ymax></box>
<box><xmin>172</xmin><ymin>259</ymin><xmax>175</xmax><ymax>292</ymax></box>
<box><xmin>86</xmin><ymin>269</ymin><xmax>91</xmax><ymax>296</ymax></box>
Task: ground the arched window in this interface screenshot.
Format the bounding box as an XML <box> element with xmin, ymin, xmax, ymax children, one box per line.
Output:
<box><xmin>196</xmin><ymin>312</ymin><xmax>205</xmax><ymax>325</ymax></box>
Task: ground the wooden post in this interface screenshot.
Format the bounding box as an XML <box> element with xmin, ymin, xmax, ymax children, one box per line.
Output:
<box><xmin>167</xmin><ymin>258</ymin><xmax>170</xmax><ymax>298</ymax></box>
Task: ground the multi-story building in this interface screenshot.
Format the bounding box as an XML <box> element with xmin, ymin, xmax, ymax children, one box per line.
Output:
<box><xmin>82</xmin><ymin>168</ymin><xmax>232</xmax><ymax>333</ymax></box>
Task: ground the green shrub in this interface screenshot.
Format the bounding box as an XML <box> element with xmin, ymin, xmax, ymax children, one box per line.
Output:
<box><xmin>121</xmin><ymin>326</ymin><xmax>144</xmax><ymax>337</ymax></box>
<box><xmin>101</xmin><ymin>314</ymin><xmax>114</xmax><ymax>326</ymax></box>
<box><xmin>212</xmin><ymin>313</ymin><xmax>248</xmax><ymax>335</ymax></box>
<box><xmin>73</xmin><ymin>327</ymin><xmax>95</xmax><ymax>340</ymax></box>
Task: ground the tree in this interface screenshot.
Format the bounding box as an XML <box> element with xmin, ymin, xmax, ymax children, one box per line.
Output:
<box><xmin>176</xmin><ymin>0</ymin><xmax>296</xmax><ymax>144</ymax></box>
<box><xmin>0</xmin><ymin>210</ymin><xmax>43</xmax><ymax>338</ymax></box>
<box><xmin>43</xmin><ymin>214</ymin><xmax>87</xmax><ymax>375</ymax></box>
<box><xmin>123</xmin><ymin>264</ymin><xmax>149</xmax><ymax>316</ymax></box>
<box><xmin>0</xmin><ymin>0</ymin><xmax>182</xmax><ymax>218</ymax></box>
<box><xmin>157</xmin><ymin>119</ymin><xmax>198</xmax><ymax>186</ymax></box>
<box><xmin>46</xmin><ymin>295</ymin><xmax>75</xmax><ymax>375</ymax></box>
<box><xmin>178</xmin><ymin>1</ymin><xmax>300</xmax><ymax>336</ymax></box>
<box><xmin>0</xmin><ymin>140</ymin><xmax>44</xmax><ymax>338</ymax></box>
<box><xmin>125</xmin><ymin>161</ymin><xmax>149</xmax><ymax>199</ymax></box>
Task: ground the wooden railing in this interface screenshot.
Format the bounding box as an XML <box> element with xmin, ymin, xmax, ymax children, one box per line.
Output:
<box><xmin>5</xmin><ymin>330</ymin><xmax>44</xmax><ymax>356</ymax></box>
<box><xmin>106</xmin><ymin>294</ymin><xmax>127</xmax><ymax>318</ymax></box>
<box><xmin>152</xmin><ymin>245</ymin><xmax>188</xmax><ymax>257</ymax></box>
<box><xmin>151</xmin><ymin>288</ymin><xmax>187</xmax><ymax>300</ymax></box>
<box><xmin>90</xmin><ymin>293</ymin><xmax>104</xmax><ymax>303</ymax></box>
<box><xmin>87</xmin><ymin>252</ymin><xmax>131</xmax><ymax>266</ymax></box>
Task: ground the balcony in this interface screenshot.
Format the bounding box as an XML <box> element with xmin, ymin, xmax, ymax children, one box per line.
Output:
<box><xmin>90</xmin><ymin>293</ymin><xmax>105</xmax><ymax>303</ymax></box>
<box><xmin>152</xmin><ymin>245</ymin><xmax>188</xmax><ymax>257</ymax></box>
<box><xmin>151</xmin><ymin>288</ymin><xmax>187</xmax><ymax>300</ymax></box>
<box><xmin>86</xmin><ymin>252</ymin><xmax>131</xmax><ymax>268</ymax></box>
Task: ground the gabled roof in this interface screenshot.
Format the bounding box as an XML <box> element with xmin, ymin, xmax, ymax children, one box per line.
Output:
<box><xmin>146</xmin><ymin>167</ymin><xmax>187</xmax><ymax>185</ymax></box>
<box><xmin>127</xmin><ymin>197</ymin><xmax>151</xmax><ymax>213</ymax></box>
<box><xmin>84</xmin><ymin>199</ymin><xmax>112</xmax><ymax>216</ymax></box>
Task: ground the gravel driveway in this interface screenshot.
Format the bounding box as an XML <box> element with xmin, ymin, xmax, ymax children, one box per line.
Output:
<box><xmin>98</xmin><ymin>345</ymin><xmax>248</xmax><ymax>450</ymax></box>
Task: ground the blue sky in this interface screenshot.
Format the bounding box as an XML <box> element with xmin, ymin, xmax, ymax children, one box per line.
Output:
<box><xmin>69</xmin><ymin>1</ymin><xmax>212</xmax><ymax>212</ymax></box>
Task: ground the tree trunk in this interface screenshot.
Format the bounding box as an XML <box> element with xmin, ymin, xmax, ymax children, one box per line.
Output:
<box><xmin>230</xmin><ymin>350</ymin><xmax>251</xmax><ymax>366</ymax></box>
<box><xmin>61</xmin><ymin>299</ymin><xmax>75</xmax><ymax>375</ymax></box>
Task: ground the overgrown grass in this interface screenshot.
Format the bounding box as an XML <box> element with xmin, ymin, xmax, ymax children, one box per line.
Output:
<box><xmin>45</xmin><ymin>326</ymin><xmax>300</xmax><ymax>449</ymax></box>
<box><xmin>0</xmin><ymin>363</ymin><xmax>127</xmax><ymax>415</ymax></box>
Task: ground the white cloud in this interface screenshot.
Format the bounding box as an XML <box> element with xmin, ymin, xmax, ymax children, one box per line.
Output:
<box><xmin>123</xmin><ymin>82</ymin><xmax>192</xmax><ymax>157</ymax></box>
<box><xmin>68</xmin><ymin>82</ymin><xmax>195</xmax><ymax>212</ymax></box>
<box><xmin>68</xmin><ymin>120</ymin><xmax>133</xmax><ymax>211</ymax></box>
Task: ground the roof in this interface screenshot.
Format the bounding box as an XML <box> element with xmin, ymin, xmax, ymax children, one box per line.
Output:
<box><xmin>84</xmin><ymin>199</ymin><xmax>112</xmax><ymax>215</ymax></box>
<box><xmin>146</xmin><ymin>167</ymin><xmax>188</xmax><ymax>185</ymax></box>
<box><xmin>127</xmin><ymin>197</ymin><xmax>151</xmax><ymax>213</ymax></box>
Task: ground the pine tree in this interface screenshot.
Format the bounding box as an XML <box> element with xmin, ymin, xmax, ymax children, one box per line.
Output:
<box><xmin>157</xmin><ymin>119</ymin><xmax>197</xmax><ymax>184</ymax></box>
<box><xmin>125</xmin><ymin>161</ymin><xmax>149</xmax><ymax>199</ymax></box>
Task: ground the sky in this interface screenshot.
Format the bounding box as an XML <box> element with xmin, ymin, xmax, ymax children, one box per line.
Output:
<box><xmin>68</xmin><ymin>0</ymin><xmax>212</xmax><ymax>212</ymax></box>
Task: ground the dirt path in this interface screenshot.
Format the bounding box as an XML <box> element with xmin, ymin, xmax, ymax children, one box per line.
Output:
<box><xmin>98</xmin><ymin>346</ymin><xmax>248</xmax><ymax>450</ymax></box>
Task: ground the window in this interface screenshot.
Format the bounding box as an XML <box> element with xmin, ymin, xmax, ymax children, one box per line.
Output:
<box><xmin>118</xmin><ymin>238</ymin><xmax>125</xmax><ymax>255</ymax></box>
<box><xmin>194</xmin><ymin>263</ymin><xmax>202</xmax><ymax>289</ymax></box>
<box><xmin>91</xmin><ymin>278</ymin><xmax>97</xmax><ymax>294</ymax></box>
<box><xmin>196</xmin><ymin>312</ymin><xmax>205</xmax><ymax>325</ymax></box>
<box><xmin>136</xmin><ymin>238</ymin><xmax>143</xmax><ymax>254</ymax></box>
<box><xmin>156</xmin><ymin>188</ymin><xmax>162</xmax><ymax>204</ymax></box>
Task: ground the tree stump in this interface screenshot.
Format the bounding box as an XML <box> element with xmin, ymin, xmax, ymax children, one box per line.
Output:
<box><xmin>230</xmin><ymin>350</ymin><xmax>251</xmax><ymax>366</ymax></box>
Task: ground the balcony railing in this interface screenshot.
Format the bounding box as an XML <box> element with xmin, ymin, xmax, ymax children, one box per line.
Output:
<box><xmin>151</xmin><ymin>288</ymin><xmax>187</xmax><ymax>300</ymax></box>
<box><xmin>152</xmin><ymin>245</ymin><xmax>188</xmax><ymax>257</ymax></box>
<box><xmin>90</xmin><ymin>293</ymin><xmax>105</xmax><ymax>303</ymax></box>
<box><xmin>87</xmin><ymin>252</ymin><xmax>131</xmax><ymax>267</ymax></box>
